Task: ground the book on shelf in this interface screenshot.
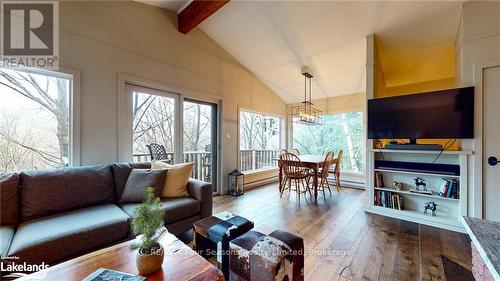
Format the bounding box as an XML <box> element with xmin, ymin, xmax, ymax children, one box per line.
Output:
<box><xmin>374</xmin><ymin>190</ymin><xmax>404</xmax><ymax>210</ymax></box>
<box><xmin>437</xmin><ymin>178</ymin><xmax>460</xmax><ymax>199</ymax></box>
<box><xmin>375</xmin><ymin>172</ymin><xmax>384</xmax><ymax>188</ymax></box>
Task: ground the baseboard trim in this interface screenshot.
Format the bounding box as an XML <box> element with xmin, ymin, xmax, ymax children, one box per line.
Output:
<box><xmin>244</xmin><ymin>176</ymin><xmax>278</xmax><ymax>190</ymax></box>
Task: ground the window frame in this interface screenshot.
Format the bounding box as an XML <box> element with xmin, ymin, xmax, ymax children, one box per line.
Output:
<box><xmin>0</xmin><ymin>66</ymin><xmax>80</xmax><ymax>169</ymax></box>
<box><xmin>237</xmin><ymin>107</ymin><xmax>285</xmax><ymax>172</ymax></box>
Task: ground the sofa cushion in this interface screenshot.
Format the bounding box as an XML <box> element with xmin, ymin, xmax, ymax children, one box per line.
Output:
<box><xmin>0</xmin><ymin>225</ymin><xmax>15</xmax><ymax>257</ymax></box>
<box><xmin>8</xmin><ymin>204</ymin><xmax>129</xmax><ymax>265</ymax></box>
<box><xmin>112</xmin><ymin>163</ymin><xmax>133</xmax><ymax>200</ymax></box>
<box><xmin>151</xmin><ymin>161</ymin><xmax>194</xmax><ymax>198</ymax></box>
<box><xmin>20</xmin><ymin>165</ymin><xmax>115</xmax><ymax>221</ymax></box>
<box><xmin>0</xmin><ymin>173</ymin><xmax>20</xmax><ymax>225</ymax></box>
<box><xmin>119</xmin><ymin>169</ymin><xmax>167</xmax><ymax>203</ymax></box>
<box><xmin>120</xmin><ymin>197</ymin><xmax>200</xmax><ymax>224</ymax></box>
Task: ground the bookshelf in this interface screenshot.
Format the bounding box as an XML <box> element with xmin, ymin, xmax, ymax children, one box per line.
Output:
<box><xmin>365</xmin><ymin>149</ymin><xmax>471</xmax><ymax>233</ymax></box>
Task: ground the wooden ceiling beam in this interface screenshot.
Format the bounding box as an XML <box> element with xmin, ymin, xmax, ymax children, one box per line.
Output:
<box><xmin>178</xmin><ymin>0</ymin><xmax>230</xmax><ymax>34</ymax></box>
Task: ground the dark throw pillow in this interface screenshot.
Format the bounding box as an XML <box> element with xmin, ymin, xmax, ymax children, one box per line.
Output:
<box><xmin>0</xmin><ymin>173</ymin><xmax>20</xmax><ymax>225</ymax></box>
<box><xmin>119</xmin><ymin>169</ymin><xmax>167</xmax><ymax>203</ymax></box>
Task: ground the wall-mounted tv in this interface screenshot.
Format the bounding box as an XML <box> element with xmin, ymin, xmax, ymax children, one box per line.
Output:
<box><xmin>368</xmin><ymin>87</ymin><xmax>474</xmax><ymax>141</ymax></box>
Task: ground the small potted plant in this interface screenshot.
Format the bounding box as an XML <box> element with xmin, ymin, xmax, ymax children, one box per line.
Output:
<box><xmin>130</xmin><ymin>187</ymin><xmax>165</xmax><ymax>276</ymax></box>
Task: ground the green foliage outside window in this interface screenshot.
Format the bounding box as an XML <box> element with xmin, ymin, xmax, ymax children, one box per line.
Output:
<box><xmin>292</xmin><ymin>112</ymin><xmax>364</xmax><ymax>173</ymax></box>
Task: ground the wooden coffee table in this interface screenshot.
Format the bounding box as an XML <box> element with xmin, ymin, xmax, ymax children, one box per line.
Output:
<box><xmin>18</xmin><ymin>231</ymin><xmax>224</xmax><ymax>281</ymax></box>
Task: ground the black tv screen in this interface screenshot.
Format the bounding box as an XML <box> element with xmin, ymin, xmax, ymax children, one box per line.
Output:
<box><xmin>368</xmin><ymin>87</ymin><xmax>474</xmax><ymax>139</ymax></box>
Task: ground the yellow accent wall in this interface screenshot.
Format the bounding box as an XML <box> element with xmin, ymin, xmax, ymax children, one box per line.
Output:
<box><xmin>373</xmin><ymin>36</ymin><xmax>460</xmax><ymax>150</ymax></box>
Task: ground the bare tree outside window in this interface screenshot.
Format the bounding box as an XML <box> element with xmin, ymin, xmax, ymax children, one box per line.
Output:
<box><xmin>183</xmin><ymin>101</ymin><xmax>212</xmax><ymax>152</ymax></box>
<box><xmin>0</xmin><ymin>68</ymin><xmax>70</xmax><ymax>173</ymax></box>
<box><xmin>132</xmin><ymin>92</ymin><xmax>175</xmax><ymax>157</ymax></box>
<box><xmin>239</xmin><ymin>111</ymin><xmax>281</xmax><ymax>171</ymax></box>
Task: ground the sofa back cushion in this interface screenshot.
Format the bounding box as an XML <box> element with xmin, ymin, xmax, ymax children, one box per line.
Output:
<box><xmin>112</xmin><ymin>163</ymin><xmax>133</xmax><ymax>200</ymax></box>
<box><xmin>0</xmin><ymin>173</ymin><xmax>20</xmax><ymax>225</ymax></box>
<box><xmin>20</xmin><ymin>165</ymin><xmax>115</xmax><ymax>221</ymax></box>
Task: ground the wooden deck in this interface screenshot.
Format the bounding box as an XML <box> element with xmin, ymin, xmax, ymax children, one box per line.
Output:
<box><xmin>213</xmin><ymin>183</ymin><xmax>473</xmax><ymax>281</ymax></box>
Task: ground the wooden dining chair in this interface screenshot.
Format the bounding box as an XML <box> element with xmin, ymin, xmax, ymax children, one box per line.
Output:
<box><xmin>314</xmin><ymin>151</ymin><xmax>335</xmax><ymax>197</ymax></box>
<box><xmin>280</xmin><ymin>152</ymin><xmax>312</xmax><ymax>202</ymax></box>
<box><xmin>331</xmin><ymin>150</ymin><xmax>343</xmax><ymax>192</ymax></box>
<box><xmin>291</xmin><ymin>148</ymin><xmax>300</xmax><ymax>156</ymax></box>
<box><xmin>278</xmin><ymin>149</ymin><xmax>288</xmax><ymax>191</ymax></box>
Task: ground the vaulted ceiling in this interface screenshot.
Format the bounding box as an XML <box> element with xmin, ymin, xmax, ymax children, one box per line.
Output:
<box><xmin>138</xmin><ymin>1</ymin><xmax>463</xmax><ymax>103</ymax></box>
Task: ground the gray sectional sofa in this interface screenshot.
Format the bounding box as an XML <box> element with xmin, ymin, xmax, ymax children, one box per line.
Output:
<box><xmin>0</xmin><ymin>162</ymin><xmax>212</xmax><ymax>267</ymax></box>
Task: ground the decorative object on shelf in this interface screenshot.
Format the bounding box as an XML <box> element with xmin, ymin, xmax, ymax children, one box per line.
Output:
<box><xmin>393</xmin><ymin>181</ymin><xmax>403</xmax><ymax>190</ymax></box>
<box><xmin>424</xmin><ymin>201</ymin><xmax>438</xmax><ymax>216</ymax></box>
<box><xmin>374</xmin><ymin>139</ymin><xmax>383</xmax><ymax>149</ymax></box>
<box><xmin>375</xmin><ymin>172</ymin><xmax>384</xmax><ymax>187</ymax></box>
<box><xmin>414</xmin><ymin>177</ymin><xmax>427</xmax><ymax>191</ymax></box>
<box><xmin>130</xmin><ymin>187</ymin><xmax>165</xmax><ymax>276</ymax></box>
<box><xmin>411</xmin><ymin>177</ymin><xmax>433</xmax><ymax>194</ymax></box>
<box><xmin>290</xmin><ymin>66</ymin><xmax>323</xmax><ymax>125</ymax></box>
<box><xmin>228</xmin><ymin>169</ymin><xmax>244</xmax><ymax>196</ymax></box>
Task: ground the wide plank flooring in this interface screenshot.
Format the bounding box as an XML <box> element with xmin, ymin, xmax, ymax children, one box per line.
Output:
<box><xmin>213</xmin><ymin>183</ymin><xmax>473</xmax><ymax>281</ymax></box>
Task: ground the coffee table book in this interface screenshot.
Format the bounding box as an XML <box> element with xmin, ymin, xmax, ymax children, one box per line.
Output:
<box><xmin>82</xmin><ymin>268</ymin><xmax>145</xmax><ymax>281</ymax></box>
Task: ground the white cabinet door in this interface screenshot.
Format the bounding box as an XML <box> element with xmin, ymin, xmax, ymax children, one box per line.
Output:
<box><xmin>483</xmin><ymin>66</ymin><xmax>500</xmax><ymax>221</ymax></box>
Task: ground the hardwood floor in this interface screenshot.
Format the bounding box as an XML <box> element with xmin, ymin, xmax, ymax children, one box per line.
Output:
<box><xmin>213</xmin><ymin>183</ymin><xmax>473</xmax><ymax>281</ymax></box>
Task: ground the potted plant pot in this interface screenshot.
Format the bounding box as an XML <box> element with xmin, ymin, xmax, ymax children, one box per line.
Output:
<box><xmin>136</xmin><ymin>243</ymin><xmax>164</xmax><ymax>275</ymax></box>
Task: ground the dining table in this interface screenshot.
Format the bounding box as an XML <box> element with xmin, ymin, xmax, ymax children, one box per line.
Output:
<box><xmin>276</xmin><ymin>154</ymin><xmax>338</xmax><ymax>201</ymax></box>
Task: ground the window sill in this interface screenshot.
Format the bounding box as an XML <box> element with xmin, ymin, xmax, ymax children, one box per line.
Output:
<box><xmin>242</xmin><ymin>167</ymin><xmax>279</xmax><ymax>175</ymax></box>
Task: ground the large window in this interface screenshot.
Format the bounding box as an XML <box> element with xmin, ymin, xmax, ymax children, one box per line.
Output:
<box><xmin>239</xmin><ymin>110</ymin><xmax>281</xmax><ymax>172</ymax></box>
<box><xmin>0</xmin><ymin>68</ymin><xmax>72</xmax><ymax>172</ymax></box>
<box><xmin>292</xmin><ymin>112</ymin><xmax>364</xmax><ymax>173</ymax></box>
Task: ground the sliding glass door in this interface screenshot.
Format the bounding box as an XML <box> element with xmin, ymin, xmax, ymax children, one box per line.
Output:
<box><xmin>183</xmin><ymin>100</ymin><xmax>218</xmax><ymax>191</ymax></box>
<box><xmin>125</xmin><ymin>83</ymin><xmax>219</xmax><ymax>193</ymax></box>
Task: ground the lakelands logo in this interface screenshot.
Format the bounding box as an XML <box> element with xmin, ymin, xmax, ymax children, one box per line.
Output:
<box><xmin>1</xmin><ymin>258</ymin><xmax>49</xmax><ymax>279</ymax></box>
<box><xmin>1</xmin><ymin>0</ymin><xmax>59</xmax><ymax>69</ymax></box>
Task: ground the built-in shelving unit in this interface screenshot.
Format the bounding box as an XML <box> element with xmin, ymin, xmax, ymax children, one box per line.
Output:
<box><xmin>365</xmin><ymin>148</ymin><xmax>471</xmax><ymax>233</ymax></box>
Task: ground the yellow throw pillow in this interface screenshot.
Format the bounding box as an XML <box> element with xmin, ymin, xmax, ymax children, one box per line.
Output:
<box><xmin>151</xmin><ymin>161</ymin><xmax>194</xmax><ymax>197</ymax></box>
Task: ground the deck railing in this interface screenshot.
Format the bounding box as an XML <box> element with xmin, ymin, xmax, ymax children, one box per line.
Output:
<box><xmin>133</xmin><ymin>149</ymin><xmax>278</xmax><ymax>179</ymax></box>
<box><xmin>239</xmin><ymin>149</ymin><xmax>279</xmax><ymax>172</ymax></box>
<box><xmin>133</xmin><ymin>151</ymin><xmax>211</xmax><ymax>182</ymax></box>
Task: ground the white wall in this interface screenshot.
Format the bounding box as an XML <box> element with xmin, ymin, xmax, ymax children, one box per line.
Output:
<box><xmin>58</xmin><ymin>1</ymin><xmax>286</xmax><ymax>193</ymax></box>
<box><xmin>455</xmin><ymin>1</ymin><xmax>500</xmax><ymax>217</ymax></box>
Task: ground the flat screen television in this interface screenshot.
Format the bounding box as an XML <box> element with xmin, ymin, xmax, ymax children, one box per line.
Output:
<box><xmin>368</xmin><ymin>87</ymin><xmax>474</xmax><ymax>141</ymax></box>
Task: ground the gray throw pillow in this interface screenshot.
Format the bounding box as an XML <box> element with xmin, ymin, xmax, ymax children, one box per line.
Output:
<box><xmin>119</xmin><ymin>169</ymin><xmax>167</xmax><ymax>203</ymax></box>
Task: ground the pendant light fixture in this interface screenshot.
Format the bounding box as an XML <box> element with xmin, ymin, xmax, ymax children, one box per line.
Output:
<box><xmin>290</xmin><ymin>66</ymin><xmax>323</xmax><ymax>125</ymax></box>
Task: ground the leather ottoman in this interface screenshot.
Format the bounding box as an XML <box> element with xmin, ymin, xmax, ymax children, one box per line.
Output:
<box><xmin>229</xmin><ymin>229</ymin><xmax>304</xmax><ymax>281</ymax></box>
<box><xmin>193</xmin><ymin>211</ymin><xmax>254</xmax><ymax>279</ymax></box>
